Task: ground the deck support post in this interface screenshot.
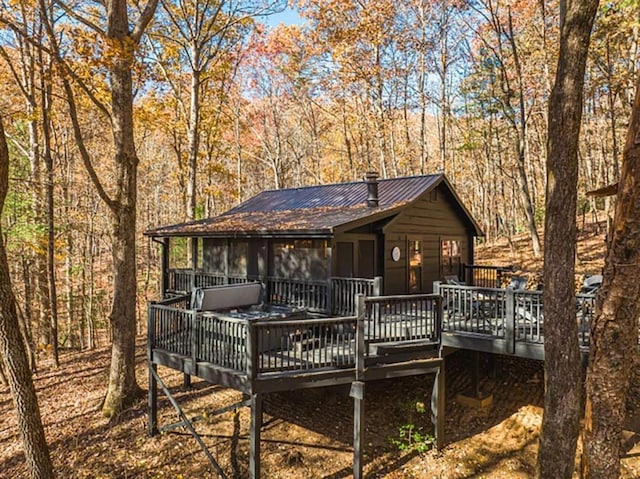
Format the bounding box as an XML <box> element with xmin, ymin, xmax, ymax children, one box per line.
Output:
<box><xmin>161</xmin><ymin>238</ymin><xmax>169</xmax><ymax>298</ymax></box>
<box><xmin>352</xmin><ymin>294</ymin><xmax>366</xmax><ymax>479</ymax></box>
<box><xmin>351</xmin><ymin>381</ymin><xmax>366</xmax><ymax>479</ymax></box>
<box><xmin>191</xmin><ymin>237</ymin><xmax>198</xmax><ymax>291</ymax></box>
<box><xmin>431</xmin><ymin>359</ymin><xmax>445</xmax><ymax>449</ymax></box>
<box><xmin>249</xmin><ymin>392</ymin><xmax>263</xmax><ymax>479</ymax></box>
<box><xmin>471</xmin><ymin>350</ymin><xmax>480</xmax><ymax>398</ymax></box>
<box><xmin>505</xmin><ymin>287</ymin><xmax>516</xmax><ymax>354</ymax></box>
<box><xmin>148</xmin><ymin>362</ymin><xmax>158</xmax><ymax>436</ymax></box>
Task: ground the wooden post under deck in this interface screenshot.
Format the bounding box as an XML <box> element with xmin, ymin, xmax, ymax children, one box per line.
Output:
<box><xmin>432</xmin><ymin>359</ymin><xmax>445</xmax><ymax>449</ymax></box>
<box><xmin>148</xmin><ymin>362</ymin><xmax>158</xmax><ymax>436</ymax></box>
<box><xmin>353</xmin><ymin>294</ymin><xmax>366</xmax><ymax>479</ymax></box>
<box><xmin>148</xmin><ymin>303</ymin><xmax>159</xmax><ymax>436</ymax></box>
<box><xmin>471</xmin><ymin>350</ymin><xmax>480</xmax><ymax>398</ymax></box>
<box><xmin>249</xmin><ymin>393</ymin><xmax>263</xmax><ymax>479</ymax></box>
<box><xmin>351</xmin><ymin>381</ymin><xmax>365</xmax><ymax>479</ymax></box>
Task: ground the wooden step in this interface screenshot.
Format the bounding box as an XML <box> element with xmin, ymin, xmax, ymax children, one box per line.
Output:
<box><xmin>372</xmin><ymin>339</ymin><xmax>439</xmax><ymax>356</ymax></box>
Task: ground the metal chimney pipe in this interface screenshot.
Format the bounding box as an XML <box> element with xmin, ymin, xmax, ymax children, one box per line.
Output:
<box><xmin>365</xmin><ymin>171</ymin><xmax>379</xmax><ymax>207</ymax></box>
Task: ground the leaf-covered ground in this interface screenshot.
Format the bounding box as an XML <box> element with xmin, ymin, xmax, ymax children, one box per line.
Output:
<box><xmin>2</xmin><ymin>341</ymin><xmax>640</xmax><ymax>478</ymax></box>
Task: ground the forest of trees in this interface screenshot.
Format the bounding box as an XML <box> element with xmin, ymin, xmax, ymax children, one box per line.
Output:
<box><xmin>0</xmin><ymin>0</ymin><xmax>636</xmax><ymax>356</ymax></box>
<box><xmin>0</xmin><ymin>0</ymin><xmax>639</xmax><ymax>477</ymax></box>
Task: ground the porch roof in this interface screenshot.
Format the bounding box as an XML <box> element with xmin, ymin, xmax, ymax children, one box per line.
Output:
<box><xmin>145</xmin><ymin>173</ymin><xmax>483</xmax><ymax>237</ymax></box>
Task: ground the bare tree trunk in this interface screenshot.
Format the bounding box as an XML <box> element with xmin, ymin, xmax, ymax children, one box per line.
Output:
<box><xmin>20</xmin><ymin>257</ymin><xmax>37</xmax><ymax>372</ymax></box>
<box><xmin>507</xmin><ymin>6</ymin><xmax>542</xmax><ymax>257</ymax></box>
<box><xmin>186</xmin><ymin>64</ymin><xmax>201</xmax><ymax>221</ymax></box>
<box><xmin>582</xmin><ymin>76</ymin><xmax>640</xmax><ymax>479</ymax></box>
<box><xmin>0</xmin><ymin>114</ymin><xmax>54</xmax><ymax>479</ymax></box>
<box><xmin>39</xmin><ymin>50</ymin><xmax>58</xmax><ymax>367</ymax></box>
<box><xmin>538</xmin><ymin>1</ymin><xmax>599</xmax><ymax>477</ymax></box>
<box><xmin>40</xmin><ymin>0</ymin><xmax>158</xmax><ymax>416</ymax></box>
<box><xmin>101</xmin><ymin>0</ymin><xmax>147</xmax><ymax>415</ymax></box>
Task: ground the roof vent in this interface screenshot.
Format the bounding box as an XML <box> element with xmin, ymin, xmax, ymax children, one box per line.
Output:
<box><xmin>365</xmin><ymin>171</ymin><xmax>379</xmax><ymax>207</ymax></box>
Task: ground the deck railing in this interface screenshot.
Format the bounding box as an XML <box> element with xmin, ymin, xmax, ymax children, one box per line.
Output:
<box><xmin>462</xmin><ymin>264</ymin><xmax>514</xmax><ymax>288</ymax></box>
<box><xmin>168</xmin><ymin>269</ymin><xmax>254</xmax><ymax>292</ymax></box>
<box><xmin>330</xmin><ymin>277</ymin><xmax>380</xmax><ymax>316</ymax></box>
<box><xmin>439</xmin><ymin>285</ymin><xmax>507</xmax><ymax>337</ymax></box>
<box><xmin>197</xmin><ymin>314</ymin><xmax>248</xmax><ymax>371</ymax></box>
<box><xmin>266</xmin><ymin>277</ymin><xmax>329</xmax><ymax>313</ymax></box>
<box><xmin>252</xmin><ymin>316</ymin><xmax>358</xmax><ymax>373</ymax></box>
<box><xmin>166</xmin><ymin>269</ymin><xmax>381</xmax><ymax>316</ymax></box>
<box><xmin>148</xmin><ymin>296</ymin><xmax>195</xmax><ymax>357</ymax></box>
<box><xmin>148</xmin><ymin>291</ymin><xmax>442</xmax><ymax>379</ymax></box>
<box><xmin>437</xmin><ymin>283</ymin><xmax>594</xmax><ymax>350</ymax></box>
<box><xmin>364</xmin><ymin>294</ymin><xmax>441</xmax><ymax>346</ymax></box>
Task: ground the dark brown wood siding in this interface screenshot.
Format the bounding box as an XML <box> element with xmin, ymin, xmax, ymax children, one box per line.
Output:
<box><xmin>383</xmin><ymin>185</ymin><xmax>473</xmax><ymax>294</ymax></box>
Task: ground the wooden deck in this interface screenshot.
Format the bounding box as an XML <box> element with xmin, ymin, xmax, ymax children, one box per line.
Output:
<box><xmin>148</xmin><ymin>293</ymin><xmax>443</xmax><ymax>393</ymax></box>
<box><xmin>147</xmin><ymin>278</ymin><xmax>599</xmax><ymax>478</ymax></box>
<box><xmin>147</xmin><ymin>292</ymin><xmax>445</xmax><ymax>479</ymax></box>
<box><xmin>436</xmin><ymin>282</ymin><xmax>594</xmax><ymax>360</ymax></box>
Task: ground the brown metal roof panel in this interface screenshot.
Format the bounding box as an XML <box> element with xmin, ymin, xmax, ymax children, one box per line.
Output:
<box><xmin>225</xmin><ymin>174</ymin><xmax>442</xmax><ymax>214</ymax></box>
<box><xmin>145</xmin><ymin>203</ymin><xmax>407</xmax><ymax>237</ymax></box>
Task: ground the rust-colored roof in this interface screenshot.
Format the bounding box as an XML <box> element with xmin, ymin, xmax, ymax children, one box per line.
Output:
<box><xmin>146</xmin><ymin>203</ymin><xmax>407</xmax><ymax>237</ymax></box>
<box><xmin>145</xmin><ymin>174</ymin><xmax>480</xmax><ymax>237</ymax></box>
<box><xmin>225</xmin><ymin>174</ymin><xmax>441</xmax><ymax>214</ymax></box>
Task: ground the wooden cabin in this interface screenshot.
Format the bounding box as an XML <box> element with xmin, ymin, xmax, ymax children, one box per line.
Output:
<box><xmin>145</xmin><ymin>173</ymin><xmax>483</xmax><ymax>313</ymax></box>
<box><xmin>144</xmin><ymin>175</ymin><xmax>603</xmax><ymax>478</ymax></box>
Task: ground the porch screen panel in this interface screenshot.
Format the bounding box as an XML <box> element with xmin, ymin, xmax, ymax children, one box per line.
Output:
<box><xmin>229</xmin><ymin>240</ymin><xmax>248</xmax><ymax>276</ymax></box>
<box><xmin>203</xmin><ymin>238</ymin><xmax>226</xmax><ymax>273</ymax></box>
<box><xmin>272</xmin><ymin>240</ymin><xmax>328</xmax><ymax>280</ymax></box>
<box><xmin>168</xmin><ymin>237</ymin><xmax>189</xmax><ymax>269</ymax></box>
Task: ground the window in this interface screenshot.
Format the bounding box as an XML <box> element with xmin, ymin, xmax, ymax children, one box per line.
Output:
<box><xmin>409</xmin><ymin>240</ymin><xmax>422</xmax><ymax>293</ymax></box>
<box><xmin>441</xmin><ymin>239</ymin><xmax>461</xmax><ymax>279</ymax></box>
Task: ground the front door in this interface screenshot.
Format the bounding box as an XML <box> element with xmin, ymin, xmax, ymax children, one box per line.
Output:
<box><xmin>408</xmin><ymin>239</ymin><xmax>423</xmax><ymax>293</ymax></box>
<box><xmin>440</xmin><ymin>238</ymin><xmax>463</xmax><ymax>280</ymax></box>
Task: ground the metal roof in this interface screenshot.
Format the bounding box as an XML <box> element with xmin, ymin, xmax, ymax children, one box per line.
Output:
<box><xmin>145</xmin><ymin>173</ymin><xmax>483</xmax><ymax>237</ymax></box>
<box><xmin>225</xmin><ymin>174</ymin><xmax>441</xmax><ymax>214</ymax></box>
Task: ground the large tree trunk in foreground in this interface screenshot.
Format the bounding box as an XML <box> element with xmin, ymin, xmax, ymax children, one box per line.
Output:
<box><xmin>101</xmin><ymin>0</ymin><xmax>146</xmax><ymax>416</ymax></box>
<box><xmin>40</xmin><ymin>0</ymin><xmax>157</xmax><ymax>416</ymax></box>
<box><xmin>538</xmin><ymin>0</ymin><xmax>599</xmax><ymax>478</ymax></box>
<box><xmin>582</xmin><ymin>76</ymin><xmax>640</xmax><ymax>479</ymax></box>
<box><xmin>0</xmin><ymin>116</ymin><xmax>54</xmax><ymax>479</ymax></box>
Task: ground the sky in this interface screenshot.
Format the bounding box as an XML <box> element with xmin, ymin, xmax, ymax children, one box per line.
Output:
<box><xmin>263</xmin><ymin>6</ymin><xmax>304</xmax><ymax>28</ymax></box>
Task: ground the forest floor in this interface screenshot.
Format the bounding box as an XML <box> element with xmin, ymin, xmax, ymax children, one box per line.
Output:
<box><xmin>2</xmin><ymin>344</ymin><xmax>640</xmax><ymax>479</ymax></box>
<box><xmin>2</xmin><ymin>222</ymin><xmax>640</xmax><ymax>478</ymax></box>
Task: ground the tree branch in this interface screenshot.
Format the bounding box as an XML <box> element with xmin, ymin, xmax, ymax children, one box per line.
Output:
<box><xmin>131</xmin><ymin>0</ymin><xmax>159</xmax><ymax>43</ymax></box>
<box><xmin>52</xmin><ymin>0</ymin><xmax>105</xmax><ymax>36</ymax></box>
<box><xmin>38</xmin><ymin>0</ymin><xmax>116</xmax><ymax>211</ymax></box>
